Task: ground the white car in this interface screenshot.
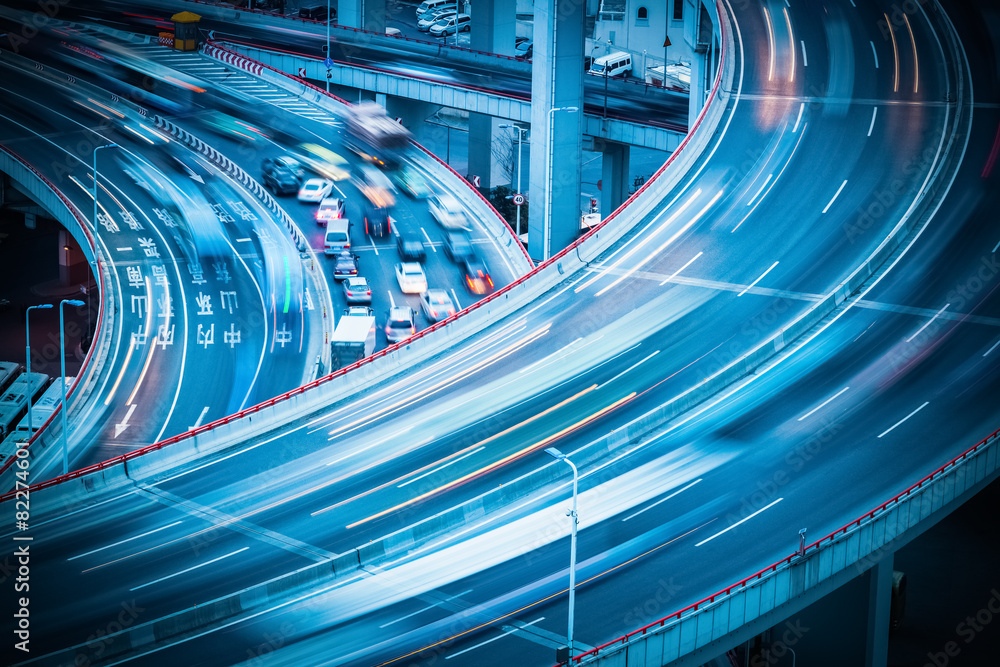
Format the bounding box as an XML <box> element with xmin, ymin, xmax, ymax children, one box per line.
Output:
<box><xmin>298</xmin><ymin>178</ymin><xmax>334</xmax><ymax>202</ymax></box>
<box><xmin>315</xmin><ymin>197</ymin><xmax>346</xmax><ymax>224</ymax></box>
<box><xmin>394</xmin><ymin>262</ymin><xmax>428</xmax><ymax>294</ymax></box>
<box><xmin>428</xmin><ymin>193</ymin><xmax>469</xmax><ymax>230</ymax></box>
<box><xmin>420</xmin><ymin>289</ymin><xmax>456</xmax><ymax>322</ymax></box>
<box><xmin>418</xmin><ymin>8</ymin><xmax>455</xmax><ymax>31</ymax></box>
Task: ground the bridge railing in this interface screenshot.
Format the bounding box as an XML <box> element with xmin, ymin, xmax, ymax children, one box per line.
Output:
<box><xmin>568</xmin><ymin>424</ymin><xmax>1000</xmax><ymax>665</ymax></box>
<box><xmin>0</xmin><ymin>145</ymin><xmax>112</xmax><ymax>480</ymax></box>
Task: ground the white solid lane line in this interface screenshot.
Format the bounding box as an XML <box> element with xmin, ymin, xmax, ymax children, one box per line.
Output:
<box><xmin>793</xmin><ymin>101</ymin><xmax>805</xmax><ymax>132</ymax></box>
<box><xmin>870</xmin><ymin>40</ymin><xmax>879</xmax><ymax>69</ymax></box>
<box><xmin>623</xmin><ymin>479</ymin><xmax>703</xmax><ymax>522</ymax></box>
<box><xmin>379</xmin><ymin>590</ymin><xmax>473</xmax><ymax>628</ymax></box>
<box><xmin>601</xmin><ymin>350</ymin><xmax>660</xmax><ymax>387</ymax></box>
<box><xmin>801</xmin><ymin>40</ymin><xmax>808</xmax><ymax>67</ymax></box>
<box><xmin>905</xmin><ymin>303</ymin><xmax>950</xmax><ymax>343</ymax></box>
<box><xmin>868</xmin><ymin>107</ymin><xmax>879</xmax><ymax>137</ymax></box>
<box><xmin>660</xmin><ymin>252</ymin><xmax>703</xmax><ymax>285</ymax></box>
<box><xmin>738</xmin><ymin>261</ymin><xmax>780</xmax><ymax>297</ymax></box>
<box><xmin>420</xmin><ymin>226</ymin><xmax>436</xmax><ymax>251</ymax></box>
<box><xmin>130</xmin><ymin>547</ymin><xmax>249</xmax><ymax>591</ymax></box>
<box><xmin>878</xmin><ymin>401</ymin><xmax>930</xmax><ymax>439</ymax></box>
<box><xmin>797</xmin><ymin>387</ymin><xmax>850</xmax><ymax>422</ymax></box>
<box><xmin>822</xmin><ymin>180</ymin><xmax>848</xmax><ymax>214</ymax></box>
<box><xmin>445</xmin><ymin>617</ymin><xmax>545</xmax><ymax>659</ymax></box>
<box><xmin>398</xmin><ymin>447</ymin><xmax>485</xmax><ymax>488</ymax></box>
<box><xmin>69</xmin><ymin>521</ymin><xmax>184</xmax><ymax>561</ymax></box>
<box><xmin>696</xmin><ymin>499</ymin><xmax>784</xmax><ymax>547</ymax></box>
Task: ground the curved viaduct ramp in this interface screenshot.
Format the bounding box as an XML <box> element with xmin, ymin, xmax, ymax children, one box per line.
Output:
<box><xmin>3</xmin><ymin>0</ymin><xmax>998</xmax><ymax>665</ymax></box>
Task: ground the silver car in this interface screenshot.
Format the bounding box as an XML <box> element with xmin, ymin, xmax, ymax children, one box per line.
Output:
<box><xmin>385</xmin><ymin>306</ymin><xmax>416</xmax><ymax>343</ymax></box>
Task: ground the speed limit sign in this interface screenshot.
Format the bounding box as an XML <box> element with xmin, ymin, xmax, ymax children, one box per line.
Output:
<box><xmin>513</xmin><ymin>193</ymin><xmax>525</xmax><ymax>206</ymax></box>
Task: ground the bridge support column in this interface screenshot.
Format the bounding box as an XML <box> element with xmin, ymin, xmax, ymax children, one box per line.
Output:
<box><xmin>865</xmin><ymin>556</ymin><xmax>893</xmax><ymax>667</ymax></box>
<box><xmin>468</xmin><ymin>114</ymin><xmax>507</xmax><ymax>191</ymax></box>
<box><xmin>339</xmin><ymin>0</ymin><xmax>386</xmax><ymax>32</ymax></box>
<box><xmin>470</xmin><ymin>0</ymin><xmax>517</xmax><ymax>56</ymax></box>
<box><xmin>528</xmin><ymin>0</ymin><xmax>585</xmax><ymax>262</ymax></box>
<box><xmin>600</xmin><ymin>141</ymin><xmax>630</xmax><ymax>217</ymax></box>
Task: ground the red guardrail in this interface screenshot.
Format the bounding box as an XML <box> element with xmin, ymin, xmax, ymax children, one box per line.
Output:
<box><xmin>201</xmin><ymin>39</ymin><xmax>532</xmax><ymax>264</ymax></box>
<box><xmin>0</xmin><ymin>38</ymin><xmax>541</xmax><ymax>502</ymax></box>
<box><xmin>0</xmin><ymin>145</ymin><xmax>106</xmax><ymax>479</ymax></box>
<box><xmin>567</xmin><ymin>424</ymin><xmax>1000</xmax><ymax>664</ymax></box>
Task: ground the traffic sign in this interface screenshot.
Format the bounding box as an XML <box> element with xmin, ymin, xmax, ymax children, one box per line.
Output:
<box><xmin>513</xmin><ymin>193</ymin><xmax>525</xmax><ymax>206</ymax></box>
<box><xmin>324</xmin><ymin>57</ymin><xmax>334</xmax><ymax>68</ymax></box>
<box><xmin>298</xmin><ymin>67</ymin><xmax>306</xmax><ymax>78</ymax></box>
<box><xmin>471</xmin><ymin>175</ymin><xmax>481</xmax><ymax>188</ymax></box>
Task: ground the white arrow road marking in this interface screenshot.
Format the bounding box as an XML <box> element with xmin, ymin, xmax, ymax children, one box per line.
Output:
<box><xmin>114</xmin><ymin>404</ymin><xmax>138</xmax><ymax>438</ymax></box>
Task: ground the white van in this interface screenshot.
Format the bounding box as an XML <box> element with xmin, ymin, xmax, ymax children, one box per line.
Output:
<box><xmin>324</xmin><ymin>218</ymin><xmax>352</xmax><ymax>255</ymax></box>
<box><xmin>416</xmin><ymin>0</ymin><xmax>456</xmax><ymax>20</ymax></box>
<box><xmin>590</xmin><ymin>51</ymin><xmax>633</xmax><ymax>77</ymax></box>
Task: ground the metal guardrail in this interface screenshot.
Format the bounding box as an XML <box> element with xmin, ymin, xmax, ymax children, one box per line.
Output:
<box><xmin>569</xmin><ymin>424</ymin><xmax>1000</xmax><ymax>665</ymax></box>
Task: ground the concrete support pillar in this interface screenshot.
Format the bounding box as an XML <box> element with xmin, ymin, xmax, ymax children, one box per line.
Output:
<box><xmin>865</xmin><ymin>555</ymin><xmax>893</xmax><ymax>667</ymax></box>
<box><xmin>468</xmin><ymin>113</ymin><xmax>508</xmax><ymax>191</ymax></box>
<box><xmin>339</xmin><ymin>0</ymin><xmax>386</xmax><ymax>32</ymax></box>
<box><xmin>600</xmin><ymin>142</ymin><xmax>630</xmax><ymax>217</ymax></box>
<box><xmin>383</xmin><ymin>97</ymin><xmax>438</xmax><ymax>143</ymax></box>
<box><xmin>528</xmin><ymin>0</ymin><xmax>585</xmax><ymax>262</ymax></box>
<box><xmin>688</xmin><ymin>48</ymin><xmax>705</xmax><ymax>128</ymax></box>
<box><xmin>471</xmin><ymin>0</ymin><xmax>517</xmax><ymax>56</ymax></box>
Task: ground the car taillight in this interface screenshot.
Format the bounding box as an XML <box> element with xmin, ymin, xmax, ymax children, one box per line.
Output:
<box><xmin>365</xmin><ymin>290</ymin><xmax>371</xmax><ymax>296</ymax></box>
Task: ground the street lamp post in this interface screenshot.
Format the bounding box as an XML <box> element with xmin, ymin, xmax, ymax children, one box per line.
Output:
<box><xmin>25</xmin><ymin>304</ymin><xmax>53</xmax><ymax>433</ymax></box>
<box><xmin>499</xmin><ymin>123</ymin><xmax>528</xmax><ymax>236</ymax></box>
<box><xmin>93</xmin><ymin>144</ymin><xmax>118</xmax><ymax>233</ymax></box>
<box><xmin>543</xmin><ymin>106</ymin><xmax>578</xmax><ymax>261</ymax></box>
<box><xmin>545</xmin><ymin>447</ymin><xmax>579</xmax><ymax>661</ymax></box>
<box><xmin>59</xmin><ymin>299</ymin><xmax>85</xmax><ymax>475</ymax></box>
<box><xmin>326</xmin><ymin>0</ymin><xmax>331</xmax><ymax>92</ymax></box>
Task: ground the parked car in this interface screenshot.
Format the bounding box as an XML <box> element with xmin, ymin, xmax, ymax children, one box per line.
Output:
<box><xmin>342</xmin><ymin>276</ymin><xmax>372</xmax><ymax>304</ymax></box>
<box><xmin>315</xmin><ymin>197</ymin><xmax>346</xmax><ymax>225</ymax></box>
<box><xmin>420</xmin><ymin>289</ymin><xmax>456</xmax><ymax>322</ymax></box>
<box><xmin>462</xmin><ymin>257</ymin><xmax>494</xmax><ymax>295</ymax></box>
<box><xmin>444</xmin><ymin>231</ymin><xmax>475</xmax><ymax>263</ymax></box>
<box><xmin>395</xmin><ymin>262</ymin><xmax>428</xmax><ymax>294</ymax></box>
<box><xmin>384</xmin><ymin>306</ymin><xmax>416</xmax><ymax>343</ymax></box>
<box><xmin>396</xmin><ymin>234</ymin><xmax>426</xmax><ymax>262</ymax></box>
<box><xmin>298</xmin><ymin>178</ymin><xmax>334</xmax><ymax>202</ymax></box>
<box><xmin>332</xmin><ymin>251</ymin><xmax>359</xmax><ymax>280</ymax></box>
<box><xmin>418</xmin><ymin>7</ymin><xmax>456</xmax><ymax>31</ymax></box>
<box><xmin>514</xmin><ymin>38</ymin><xmax>533</xmax><ymax>60</ymax></box>
<box><xmin>429</xmin><ymin>13</ymin><xmax>471</xmax><ymax>37</ymax></box>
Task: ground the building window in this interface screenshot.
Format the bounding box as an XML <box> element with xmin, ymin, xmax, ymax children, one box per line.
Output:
<box><xmin>638</xmin><ymin>7</ymin><xmax>648</xmax><ymax>20</ymax></box>
<box><xmin>673</xmin><ymin>0</ymin><xmax>684</xmax><ymax>21</ymax></box>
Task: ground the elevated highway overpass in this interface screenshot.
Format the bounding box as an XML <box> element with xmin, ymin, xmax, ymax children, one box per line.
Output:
<box><xmin>1</xmin><ymin>0</ymin><xmax>999</xmax><ymax>666</ymax></box>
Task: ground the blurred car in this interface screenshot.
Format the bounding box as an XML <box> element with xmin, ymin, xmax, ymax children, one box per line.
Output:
<box><xmin>344</xmin><ymin>305</ymin><xmax>374</xmax><ymax>317</ymax></box>
<box><xmin>298</xmin><ymin>178</ymin><xmax>334</xmax><ymax>202</ymax></box>
<box><xmin>418</xmin><ymin>7</ymin><xmax>456</xmax><ymax>31</ymax></box>
<box><xmin>395</xmin><ymin>262</ymin><xmax>428</xmax><ymax>294</ymax></box>
<box><xmin>429</xmin><ymin>13</ymin><xmax>471</xmax><ymax>37</ymax></box>
<box><xmin>295</xmin><ymin>143</ymin><xmax>351</xmax><ymax>181</ymax></box>
<box><xmin>429</xmin><ymin>193</ymin><xmax>469</xmax><ymax>230</ymax></box>
<box><xmin>396</xmin><ymin>234</ymin><xmax>426</xmax><ymax>262</ymax></box>
<box><xmin>201</xmin><ymin>110</ymin><xmax>269</xmax><ymax>144</ymax></box>
<box><xmin>385</xmin><ymin>27</ymin><xmax>402</xmax><ymax>37</ymax></box>
<box><xmin>261</xmin><ymin>156</ymin><xmax>304</xmax><ymax>195</ymax></box>
<box><xmin>462</xmin><ymin>258</ymin><xmax>494</xmax><ymax>295</ymax></box>
<box><xmin>420</xmin><ymin>289</ymin><xmax>456</xmax><ymax>322</ymax></box>
<box><xmin>342</xmin><ymin>276</ymin><xmax>372</xmax><ymax>304</ymax></box>
<box><xmin>443</xmin><ymin>231</ymin><xmax>475</xmax><ymax>263</ymax></box>
<box><xmin>332</xmin><ymin>251</ymin><xmax>359</xmax><ymax>280</ymax></box>
<box><xmin>363</xmin><ymin>202</ymin><xmax>392</xmax><ymax>238</ymax></box>
<box><xmin>391</xmin><ymin>167</ymin><xmax>432</xmax><ymax>198</ymax></box>
<box><xmin>316</xmin><ymin>197</ymin><xmax>346</xmax><ymax>224</ymax></box>
<box><xmin>385</xmin><ymin>306</ymin><xmax>416</xmax><ymax>343</ymax></box>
